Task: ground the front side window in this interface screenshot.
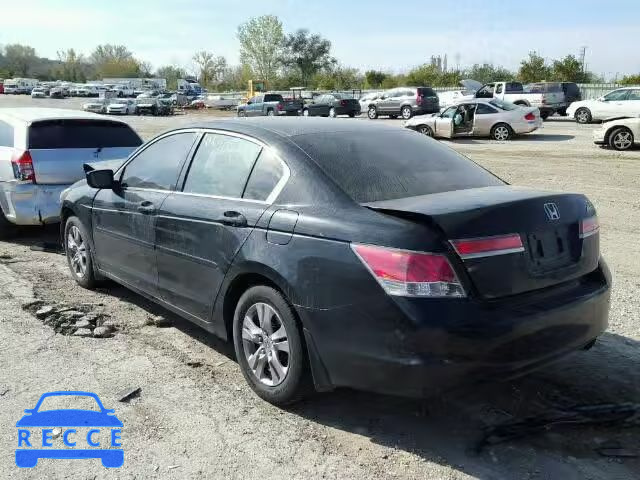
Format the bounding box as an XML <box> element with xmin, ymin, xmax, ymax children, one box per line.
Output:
<box><xmin>441</xmin><ymin>106</ymin><xmax>457</xmax><ymax>118</ymax></box>
<box><xmin>603</xmin><ymin>90</ymin><xmax>629</xmax><ymax>101</ymax></box>
<box><xmin>121</xmin><ymin>132</ymin><xmax>197</xmax><ymax>190</ymax></box>
<box><xmin>182</xmin><ymin>133</ymin><xmax>261</xmax><ymax>198</ymax></box>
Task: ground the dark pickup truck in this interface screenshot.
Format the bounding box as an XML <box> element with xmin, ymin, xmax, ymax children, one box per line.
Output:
<box><xmin>237</xmin><ymin>93</ymin><xmax>302</xmax><ymax>117</ymax></box>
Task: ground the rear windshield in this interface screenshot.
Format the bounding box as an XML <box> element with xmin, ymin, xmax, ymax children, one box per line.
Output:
<box><xmin>418</xmin><ymin>87</ymin><xmax>437</xmax><ymax>97</ymax></box>
<box><xmin>264</xmin><ymin>94</ymin><xmax>284</xmax><ymax>102</ymax></box>
<box><xmin>525</xmin><ymin>83</ymin><xmax>562</xmax><ymax>93</ymax></box>
<box><xmin>29</xmin><ymin>120</ymin><xmax>142</xmax><ymax>149</ymax></box>
<box><xmin>489</xmin><ymin>99</ymin><xmax>519</xmax><ymax>111</ymax></box>
<box><xmin>293</xmin><ymin>130</ymin><xmax>504</xmax><ymax>203</ymax></box>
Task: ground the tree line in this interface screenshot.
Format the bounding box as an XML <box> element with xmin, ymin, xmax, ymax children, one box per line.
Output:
<box><xmin>1</xmin><ymin>15</ymin><xmax>638</xmax><ymax>91</ymax></box>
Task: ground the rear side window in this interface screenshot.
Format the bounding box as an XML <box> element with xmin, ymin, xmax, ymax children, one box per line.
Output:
<box><xmin>29</xmin><ymin>120</ymin><xmax>142</xmax><ymax>149</ymax></box>
<box><xmin>0</xmin><ymin>121</ymin><xmax>13</xmax><ymax>147</ymax></box>
<box><xmin>505</xmin><ymin>82</ymin><xmax>523</xmax><ymax>93</ymax></box>
<box><xmin>183</xmin><ymin>133</ymin><xmax>261</xmax><ymax>198</ymax></box>
<box><xmin>418</xmin><ymin>88</ymin><xmax>436</xmax><ymax>97</ymax></box>
<box><xmin>121</xmin><ymin>132</ymin><xmax>197</xmax><ymax>190</ymax></box>
<box><xmin>243</xmin><ymin>149</ymin><xmax>286</xmax><ymax>201</ymax></box>
<box><xmin>293</xmin><ymin>130</ymin><xmax>503</xmax><ymax>203</ymax></box>
<box><xmin>264</xmin><ymin>94</ymin><xmax>283</xmax><ymax>102</ymax></box>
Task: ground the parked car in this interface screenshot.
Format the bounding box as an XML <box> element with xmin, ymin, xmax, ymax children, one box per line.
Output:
<box><xmin>567</xmin><ymin>87</ymin><xmax>640</xmax><ymax>124</ymax></box>
<box><xmin>437</xmin><ymin>88</ymin><xmax>476</xmax><ymax>109</ymax></box>
<box><xmin>49</xmin><ymin>87</ymin><xmax>65</xmax><ymax>99</ymax></box>
<box><xmin>358</xmin><ymin>92</ymin><xmax>382</xmax><ymax>114</ymax></box>
<box><xmin>136</xmin><ymin>97</ymin><xmax>172</xmax><ymax>116</ymax></box>
<box><xmin>3</xmin><ymin>81</ymin><xmax>20</xmax><ymax>94</ymax></box>
<box><xmin>302</xmin><ymin>93</ymin><xmax>361</xmax><ymax>118</ymax></box>
<box><xmin>76</xmin><ymin>86</ymin><xmax>99</xmax><ymax>97</ymax></box>
<box><xmin>202</xmin><ymin>94</ymin><xmax>240</xmax><ymax>110</ymax></box>
<box><xmin>470</xmin><ymin>80</ymin><xmax>563</xmax><ymax>120</ymax></box>
<box><xmin>366</xmin><ymin>87</ymin><xmax>439</xmax><ymax>120</ymax></box>
<box><xmin>404</xmin><ymin>98</ymin><xmax>542</xmax><ymax>140</ymax></box>
<box><xmin>30</xmin><ymin>87</ymin><xmax>49</xmax><ymax>99</ymax></box>
<box><xmin>557</xmin><ymin>82</ymin><xmax>582</xmax><ymax>116</ymax></box>
<box><xmin>0</xmin><ymin>108</ymin><xmax>142</xmax><ymax>236</ymax></box>
<box><xmin>237</xmin><ymin>93</ymin><xmax>302</xmax><ymax>117</ymax></box>
<box><xmin>111</xmin><ymin>84</ymin><xmax>135</xmax><ymax>97</ymax></box>
<box><xmin>0</xmin><ymin>83</ymin><xmax>4</xmax><ymax>94</ymax></box>
<box><xmin>106</xmin><ymin>99</ymin><xmax>138</xmax><ymax>115</ymax></box>
<box><xmin>60</xmin><ymin>118</ymin><xmax>610</xmax><ymax>406</ymax></box>
<box><xmin>82</xmin><ymin>99</ymin><xmax>107</xmax><ymax>114</ymax></box>
<box><xmin>136</xmin><ymin>90</ymin><xmax>161</xmax><ymax>99</ymax></box>
<box><xmin>593</xmin><ymin>117</ymin><xmax>640</xmax><ymax>151</ymax></box>
<box><xmin>2</xmin><ymin>78</ymin><xmax>38</xmax><ymax>94</ymax></box>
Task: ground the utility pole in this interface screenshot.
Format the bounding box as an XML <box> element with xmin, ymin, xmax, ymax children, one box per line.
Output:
<box><xmin>579</xmin><ymin>46</ymin><xmax>587</xmax><ymax>74</ymax></box>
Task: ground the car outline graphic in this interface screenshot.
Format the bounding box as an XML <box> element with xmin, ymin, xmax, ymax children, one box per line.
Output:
<box><xmin>15</xmin><ymin>391</ymin><xmax>123</xmax><ymax>468</ymax></box>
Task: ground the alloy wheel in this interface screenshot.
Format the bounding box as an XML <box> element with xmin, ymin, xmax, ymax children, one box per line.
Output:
<box><xmin>303</xmin><ymin>109</ymin><xmax>309</xmax><ymax>116</ymax></box>
<box><xmin>494</xmin><ymin>126</ymin><xmax>510</xmax><ymax>141</ymax></box>
<box><xmin>401</xmin><ymin>106</ymin><xmax>412</xmax><ymax>119</ymax></box>
<box><xmin>613</xmin><ymin>131</ymin><xmax>633</xmax><ymax>150</ymax></box>
<box><xmin>329</xmin><ymin>107</ymin><xmax>336</xmax><ymax>118</ymax></box>
<box><xmin>418</xmin><ymin>125</ymin><xmax>433</xmax><ymax>137</ymax></box>
<box><xmin>576</xmin><ymin>109</ymin><xmax>590</xmax><ymax>124</ymax></box>
<box><xmin>242</xmin><ymin>302</ymin><xmax>290</xmax><ymax>387</ymax></box>
<box><xmin>67</xmin><ymin>225</ymin><xmax>87</xmax><ymax>278</ymax></box>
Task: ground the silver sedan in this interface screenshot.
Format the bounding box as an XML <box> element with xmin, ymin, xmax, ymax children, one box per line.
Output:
<box><xmin>404</xmin><ymin>98</ymin><xmax>542</xmax><ymax>141</ymax></box>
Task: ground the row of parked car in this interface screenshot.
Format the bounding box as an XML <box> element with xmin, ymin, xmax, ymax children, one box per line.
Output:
<box><xmin>82</xmin><ymin>96</ymin><xmax>174</xmax><ymax>116</ymax></box>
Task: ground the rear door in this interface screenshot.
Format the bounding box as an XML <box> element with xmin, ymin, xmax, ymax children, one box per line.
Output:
<box><xmin>27</xmin><ymin>120</ymin><xmax>142</xmax><ymax>184</ymax></box>
<box><xmin>92</xmin><ymin>131</ymin><xmax>198</xmax><ymax>296</ymax></box>
<box><xmin>155</xmin><ymin>132</ymin><xmax>288</xmax><ymax>321</ymax></box>
<box><xmin>623</xmin><ymin>89</ymin><xmax>640</xmax><ymax>116</ymax></box>
<box><xmin>309</xmin><ymin>95</ymin><xmax>327</xmax><ymax>116</ymax></box>
<box><xmin>473</xmin><ymin>102</ymin><xmax>500</xmax><ymax>136</ymax></box>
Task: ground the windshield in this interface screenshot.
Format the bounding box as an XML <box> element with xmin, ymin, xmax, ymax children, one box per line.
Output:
<box><xmin>293</xmin><ymin>130</ymin><xmax>503</xmax><ymax>203</ymax></box>
<box><xmin>36</xmin><ymin>394</ymin><xmax>102</xmax><ymax>412</ymax></box>
<box><xmin>489</xmin><ymin>99</ymin><xmax>518</xmax><ymax>111</ymax></box>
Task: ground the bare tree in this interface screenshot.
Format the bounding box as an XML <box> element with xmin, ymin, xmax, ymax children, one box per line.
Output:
<box><xmin>192</xmin><ymin>51</ymin><xmax>227</xmax><ymax>86</ymax></box>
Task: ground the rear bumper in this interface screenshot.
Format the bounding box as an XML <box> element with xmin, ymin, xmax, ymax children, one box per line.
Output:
<box><xmin>300</xmin><ymin>263</ymin><xmax>611</xmax><ymax>398</ymax></box>
<box><xmin>0</xmin><ymin>182</ymin><xmax>69</xmax><ymax>225</ymax></box>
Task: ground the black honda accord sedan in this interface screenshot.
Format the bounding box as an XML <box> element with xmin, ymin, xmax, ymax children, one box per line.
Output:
<box><xmin>60</xmin><ymin>118</ymin><xmax>611</xmax><ymax>405</ymax></box>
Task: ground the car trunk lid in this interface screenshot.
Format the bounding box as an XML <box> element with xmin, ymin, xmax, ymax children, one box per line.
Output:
<box><xmin>365</xmin><ymin>186</ymin><xmax>599</xmax><ymax>299</ymax></box>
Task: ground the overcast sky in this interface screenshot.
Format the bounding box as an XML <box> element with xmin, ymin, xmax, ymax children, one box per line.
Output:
<box><xmin>1</xmin><ymin>0</ymin><xmax>638</xmax><ymax>79</ymax></box>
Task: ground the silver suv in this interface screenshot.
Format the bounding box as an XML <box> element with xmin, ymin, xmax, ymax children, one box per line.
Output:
<box><xmin>0</xmin><ymin>108</ymin><xmax>142</xmax><ymax>236</ymax></box>
<box><xmin>367</xmin><ymin>87</ymin><xmax>439</xmax><ymax>120</ymax></box>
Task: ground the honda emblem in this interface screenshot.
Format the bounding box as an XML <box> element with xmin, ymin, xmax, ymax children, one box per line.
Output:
<box><xmin>544</xmin><ymin>203</ymin><xmax>560</xmax><ymax>221</ymax></box>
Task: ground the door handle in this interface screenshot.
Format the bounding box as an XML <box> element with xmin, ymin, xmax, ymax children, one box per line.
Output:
<box><xmin>137</xmin><ymin>201</ymin><xmax>156</xmax><ymax>214</ymax></box>
<box><xmin>216</xmin><ymin>210</ymin><xmax>247</xmax><ymax>227</ymax></box>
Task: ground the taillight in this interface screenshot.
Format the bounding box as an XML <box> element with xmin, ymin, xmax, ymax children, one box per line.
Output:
<box><xmin>524</xmin><ymin>112</ymin><xmax>536</xmax><ymax>121</ymax></box>
<box><xmin>277</xmin><ymin>103</ymin><xmax>283</xmax><ymax>111</ymax></box>
<box><xmin>340</xmin><ymin>99</ymin><xmax>346</xmax><ymax>106</ymax></box>
<box><xmin>450</xmin><ymin>234</ymin><xmax>523</xmax><ymax>260</ymax></box>
<box><xmin>416</xmin><ymin>95</ymin><xmax>423</xmax><ymax>106</ymax></box>
<box><xmin>11</xmin><ymin>150</ymin><xmax>36</xmax><ymax>183</ymax></box>
<box><xmin>580</xmin><ymin>216</ymin><xmax>599</xmax><ymax>239</ymax></box>
<box><xmin>541</xmin><ymin>98</ymin><xmax>547</xmax><ymax>104</ymax></box>
<box><xmin>351</xmin><ymin>244</ymin><xmax>465</xmax><ymax>298</ymax></box>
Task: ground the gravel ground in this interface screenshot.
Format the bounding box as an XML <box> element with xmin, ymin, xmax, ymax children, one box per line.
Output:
<box><xmin>0</xmin><ymin>95</ymin><xmax>639</xmax><ymax>479</ymax></box>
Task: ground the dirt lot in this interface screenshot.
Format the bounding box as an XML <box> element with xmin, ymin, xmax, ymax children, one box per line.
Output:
<box><xmin>0</xmin><ymin>95</ymin><xmax>639</xmax><ymax>479</ymax></box>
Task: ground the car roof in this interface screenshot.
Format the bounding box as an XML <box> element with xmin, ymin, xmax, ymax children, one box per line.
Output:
<box><xmin>0</xmin><ymin>108</ymin><xmax>125</xmax><ymax>125</ymax></box>
<box><xmin>188</xmin><ymin>117</ymin><xmax>405</xmax><ymax>139</ymax></box>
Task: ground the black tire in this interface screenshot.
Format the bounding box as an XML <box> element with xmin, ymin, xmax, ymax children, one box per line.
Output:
<box><xmin>237</xmin><ymin>109</ymin><xmax>246</xmax><ymax>117</ymax></box>
<box><xmin>118</xmin><ymin>92</ymin><xmax>123</xmax><ymax>98</ymax></box>
<box><xmin>575</xmin><ymin>108</ymin><xmax>592</xmax><ymax>124</ymax></box>
<box><xmin>417</xmin><ymin>125</ymin><xmax>434</xmax><ymax>137</ymax></box>
<box><xmin>401</xmin><ymin>105</ymin><xmax>412</xmax><ymax>120</ymax></box>
<box><xmin>233</xmin><ymin>285</ymin><xmax>312</xmax><ymax>406</ymax></box>
<box><xmin>266</xmin><ymin>109</ymin><xmax>275</xmax><ymax>117</ymax></box>
<box><xmin>557</xmin><ymin>108</ymin><xmax>568</xmax><ymax>116</ymax></box>
<box><xmin>367</xmin><ymin>106</ymin><xmax>378</xmax><ymax>119</ymax></box>
<box><xmin>608</xmin><ymin>127</ymin><xmax>634</xmax><ymax>151</ymax></box>
<box><xmin>491</xmin><ymin>123</ymin><xmax>512</xmax><ymax>141</ymax></box>
<box><xmin>389</xmin><ymin>114</ymin><xmax>398</xmax><ymax>119</ymax></box>
<box><xmin>0</xmin><ymin>209</ymin><xmax>18</xmax><ymax>239</ymax></box>
<box><xmin>348</xmin><ymin>112</ymin><xmax>356</xmax><ymax>118</ymax></box>
<box><xmin>540</xmin><ymin>111</ymin><xmax>550</xmax><ymax>120</ymax></box>
<box><xmin>64</xmin><ymin>216</ymin><xmax>97</xmax><ymax>289</ymax></box>
<box><xmin>302</xmin><ymin>108</ymin><xmax>310</xmax><ymax>117</ymax></box>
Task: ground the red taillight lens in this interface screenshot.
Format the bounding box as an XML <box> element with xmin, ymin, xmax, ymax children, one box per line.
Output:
<box><xmin>340</xmin><ymin>99</ymin><xmax>346</xmax><ymax>106</ymax></box>
<box><xmin>351</xmin><ymin>244</ymin><xmax>465</xmax><ymax>297</ymax></box>
<box><xmin>11</xmin><ymin>150</ymin><xmax>36</xmax><ymax>183</ymax></box>
<box><xmin>450</xmin><ymin>234</ymin><xmax>523</xmax><ymax>260</ymax></box>
<box><xmin>524</xmin><ymin>112</ymin><xmax>536</xmax><ymax>121</ymax></box>
<box><xmin>277</xmin><ymin>103</ymin><xmax>283</xmax><ymax>110</ymax></box>
<box><xmin>580</xmin><ymin>216</ymin><xmax>599</xmax><ymax>239</ymax></box>
<box><xmin>416</xmin><ymin>95</ymin><xmax>423</xmax><ymax>106</ymax></box>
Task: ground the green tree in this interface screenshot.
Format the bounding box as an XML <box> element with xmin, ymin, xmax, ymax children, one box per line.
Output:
<box><xmin>55</xmin><ymin>49</ymin><xmax>88</xmax><ymax>82</ymax></box>
<box><xmin>364</xmin><ymin>70</ymin><xmax>387</xmax><ymax>88</ymax></box>
<box><xmin>465</xmin><ymin>63</ymin><xmax>513</xmax><ymax>84</ymax></box>
<box><xmin>90</xmin><ymin>44</ymin><xmax>140</xmax><ymax>78</ymax></box>
<box><xmin>3</xmin><ymin>44</ymin><xmax>37</xmax><ymax>76</ymax></box>
<box><xmin>237</xmin><ymin>15</ymin><xmax>284</xmax><ymax>88</ymax></box>
<box><xmin>518</xmin><ymin>52</ymin><xmax>551</xmax><ymax>83</ymax></box>
<box><xmin>280</xmin><ymin>29</ymin><xmax>335</xmax><ymax>86</ymax></box>
<box><xmin>156</xmin><ymin>65</ymin><xmax>187</xmax><ymax>90</ymax></box>
<box><xmin>620</xmin><ymin>74</ymin><xmax>640</xmax><ymax>85</ymax></box>
<box><xmin>192</xmin><ymin>51</ymin><xmax>227</xmax><ymax>87</ymax></box>
<box><xmin>312</xmin><ymin>66</ymin><xmax>361</xmax><ymax>90</ymax></box>
<box><xmin>551</xmin><ymin>55</ymin><xmax>588</xmax><ymax>82</ymax></box>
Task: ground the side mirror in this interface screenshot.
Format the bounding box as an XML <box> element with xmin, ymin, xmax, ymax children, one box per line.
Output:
<box><xmin>246</xmin><ymin>100</ymin><xmax>252</xmax><ymax>105</ymax></box>
<box><xmin>24</xmin><ymin>409</ymin><xmax>34</xmax><ymax>414</ymax></box>
<box><xmin>598</xmin><ymin>97</ymin><xmax>605</xmax><ymax>102</ymax></box>
<box><xmin>86</xmin><ymin>169</ymin><xmax>116</xmax><ymax>189</ymax></box>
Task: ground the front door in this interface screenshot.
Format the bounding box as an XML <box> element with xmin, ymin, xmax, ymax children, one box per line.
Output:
<box><xmin>156</xmin><ymin>133</ymin><xmax>288</xmax><ymax>321</ymax></box>
<box><xmin>435</xmin><ymin>107</ymin><xmax>456</xmax><ymax>137</ymax></box>
<box><xmin>596</xmin><ymin>89</ymin><xmax>629</xmax><ymax>118</ymax></box>
<box><xmin>623</xmin><ymin>88</ymin><xmax>640</xmax><ymax>116</ymax></box>
<box><xmin>92</xmin><ymin>131</ymin><xmax>198</xmax><ymax>296</ymax></box>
